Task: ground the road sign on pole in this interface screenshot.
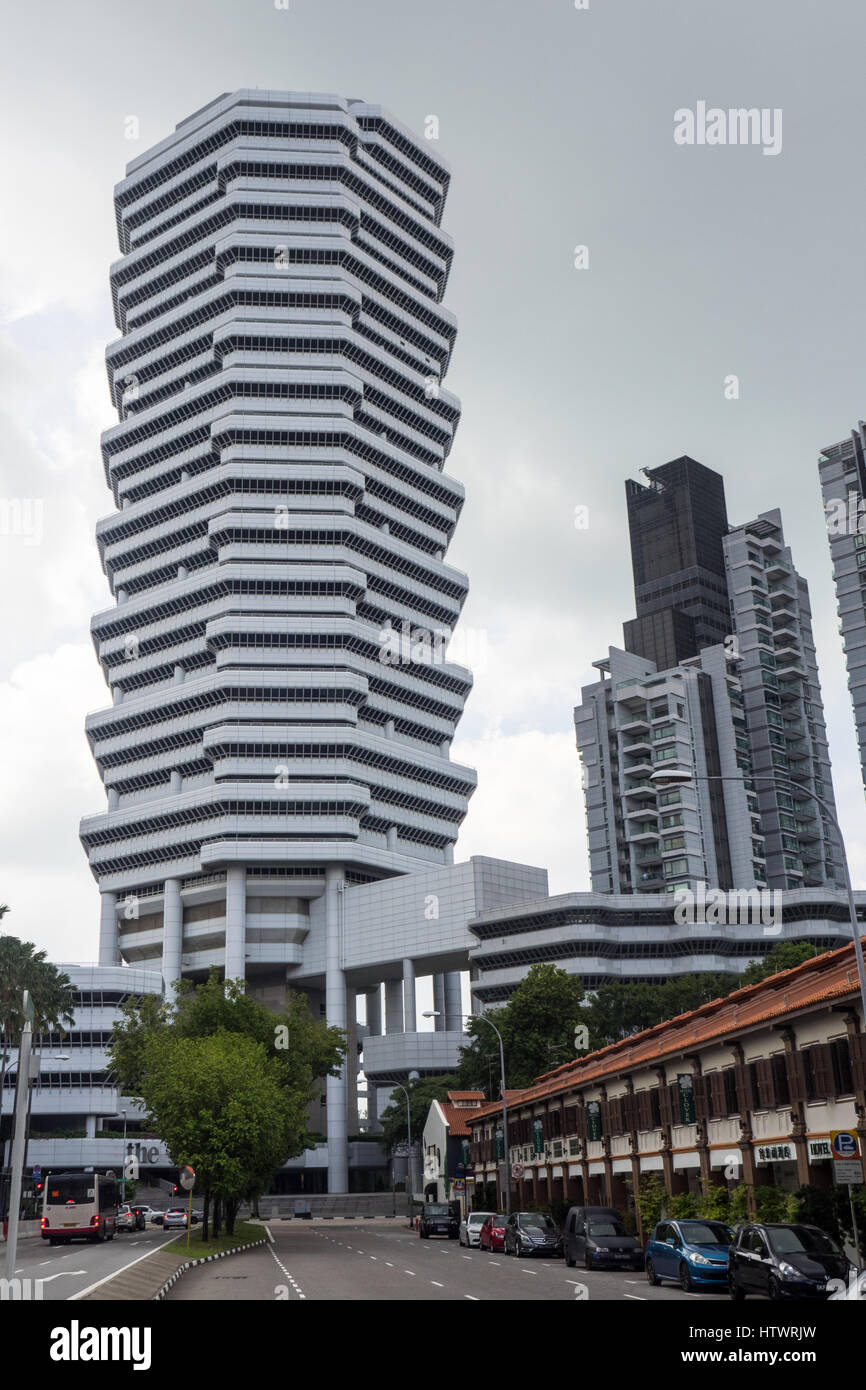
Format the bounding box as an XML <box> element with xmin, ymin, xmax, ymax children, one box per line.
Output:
<box><xmin>830</xmin><ymin>1130</ymin><xmax>863</xmax><ymax>1186</ymax></box>
<box><xmin>511</xmin><ymin>1163</ymin><xmax>524</xmax><ymax>1180</ymax></box>
<box><xmin>179</xmin><ymin>1166</ymin><xmax>195</xmax><ymax>1248</ymax></box>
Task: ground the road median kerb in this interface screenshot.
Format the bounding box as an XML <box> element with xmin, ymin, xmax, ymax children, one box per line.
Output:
<box><xmin>153</xmin><ymin>1236</ymin><xmax>269</xmax><ymax>1300</ymax></box>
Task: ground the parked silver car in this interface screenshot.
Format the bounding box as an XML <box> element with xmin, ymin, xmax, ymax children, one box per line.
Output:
<box><xmin>459</xmin><ymin>1211</ymin><xmax>492</xmax><ymax>1248</ymax></box>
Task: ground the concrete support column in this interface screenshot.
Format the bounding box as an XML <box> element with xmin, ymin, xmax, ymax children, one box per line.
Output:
<box><xmin>173</xmin><ymin>664</ymin><xmax>184</xmax><ymax>684</ymax></box>
<box><xmin>224</xmin><ymin>866</ymin><xmax>246</xmax><ymax>982</ymax></box>
<box><xmin>402</xmin><ymin>958</ymin><xmax>416</xmax><ymax>1033</ymax></box>
<box><xmin>86</xmin><ymin>1116</ymin><xmax>97</xmax><ymax>1139</ymax></box>
<box><xmin>325</xmin><ymin>867</ymin><xmax>348</xmax><ymax>1192</ymax></box>
<box><xmin>107</xmin><ymin>788</ymin><xmax>119</xmax><ymax>811</ymax></box>
<box><xmin>367</xmin><ymin>984</ymin><xmax>382</xmax><ymax>1035</ymax></box>
<box><xmin>385</xmin><ymin>979</ymin><xmax>403</xmax><ymax>1033</ymax></box>
<box><xmin>433</xmin><ymin>974</ymin><xmax>446</xmax><ymax>1031</ymax></box>
<box><xmin>367</xmin><ymin>1083</ymin><xmax>382</xmax><ymax>1134</ymax></box>
<box><xmin>169</xmin><ymin>770</ymin><xmax>182</xmax><ymax>794</ymax></box>
<box><xmin>162</xmin><ymin>878</ymin><xmax>182</xmax><ymax>1000</ymax></box>
<box><xmin>386</xmin><ymin>826</ymin><xmax>397</xmax><ymax>850</ymax></box>
<box><xmin>346</xmin><ymin>994</ymin><xmax>360</xmax><ymax>1137</ymax></box>
<box><xmin>444</xmin><ymin>972</ymin><xmax>462</xmax><ymax>1032</ymax></box>
<box><xmin>98</xmin><ymin>892</ymin><xmax>118</xmax><ymax>966</ymax></box>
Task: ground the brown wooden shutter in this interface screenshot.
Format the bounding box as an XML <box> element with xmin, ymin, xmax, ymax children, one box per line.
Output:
<box><xmin>708</xmin><ymin>1072</ymin><xmax>726</xmax><ymax>1118</ymax></box>
<box><xmin>755</xmin><ymin>1058</ymin><xmax>776</xmax><ymax>1109</ymax></box>
<box><xmin>623</xmin><ymin>1092</ymin><xmax>637</xmax><ymax>1132</ymax></box>
<box><xmin>809</xmin><ymin>1044</ymin><xmax>835</xmax><ymax>1099</ymax></box>
<box><xmin>575</xmin><ymin>1105</ymin><xmax>588</xmax><ymax>1140</ymax></box>
<box><xmin>735</xmin><ymin>1063</ymin><xmax>754</xmax><ymax>1112</ymax></box>
<box><xmin>563</xmin><ymin>1104</ymin><xmax>579</xmax><ymax>1135</ymax></box>
<box><xmin>636</xmin><ymin>1091</ymin><xmax>651</xmax><ymax>1130</ymax></box>
<box><xmin>784</xmin><ymin>1050</ymin><xmax>806</xmax><ymax>1103</ymax></box>
<box><xmin>850</xmin><ymin>1034</ymin><xmax>866</xmax><ymax>1092</ymax></box>
<box><xmin>660</xmin><ymin>1082</ymin><xmax>677</xmax><ymax>1128</ymax></box>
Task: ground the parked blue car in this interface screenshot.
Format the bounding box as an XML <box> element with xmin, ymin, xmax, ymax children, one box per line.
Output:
<box><xmin>645</xmin><ymin>1218</ymin><xmax>733</xmax><ymax>1291</ymax></box>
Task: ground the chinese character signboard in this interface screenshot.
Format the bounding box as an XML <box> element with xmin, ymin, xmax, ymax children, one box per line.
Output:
<box><xmin>494</xmin><ymin>1127</ymin><xmax>504</xmax><ymax>1160</ymax></box>
<box><xmin>586</xmin><ymin>1101</ymin><xmax>602</xmax><ymax>1143</ymax></box>
<box><xmin>532</xmin><ymin>1119</ymin><xmax>544</xmax><ymax>1156</ymax></box>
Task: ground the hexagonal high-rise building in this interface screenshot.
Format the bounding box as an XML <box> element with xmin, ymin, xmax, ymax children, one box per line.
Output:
<box><xmin>77</xmin><ymin>91</ymin><xmax>546</xmax><ymax>1192</ymax></box>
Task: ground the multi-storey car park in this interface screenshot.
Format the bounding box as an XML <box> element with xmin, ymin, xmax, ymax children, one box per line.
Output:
<box><xmin>78</xmin><ymin>89</ymin><xmax>546</xmax><ymax>1191</ymax></box>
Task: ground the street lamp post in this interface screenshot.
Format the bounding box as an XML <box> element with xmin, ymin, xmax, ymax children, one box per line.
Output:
<box><xmin>648</xmin><ymin>769</ymin><xmax>866</xmax><ymax>1026</ymax></box>
<box><xmin>390</xmin><ymin>1082</ymin><xmax>414</xmax><ymax>1203</ymax></box>
<box><xmin>423</xmin><ymin>1009</ymin><xmax>512</xmax><ymax>1216</ymax></box>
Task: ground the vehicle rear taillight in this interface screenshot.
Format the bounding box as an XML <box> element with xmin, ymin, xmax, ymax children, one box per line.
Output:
<box><xmin>90</xmin><ymin>1215</ymin><xmax>100</xmax><ymax>1227</ymax></box>
<box><xmin>40</xmin><ymin>1217</ymin><xmax>49</xmax><ymax>1230</ymax></box>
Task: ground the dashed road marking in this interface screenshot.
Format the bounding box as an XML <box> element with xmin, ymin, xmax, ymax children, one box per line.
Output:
<box><xmin>430</xmin><ymin>1280</ymin><xmax>444</xmax><ymax>1287</ymax></box>
<box><xmin>268</xmin><ymin>1244</ymin><xmax>306</xmax><ymax>1300</ymax></box>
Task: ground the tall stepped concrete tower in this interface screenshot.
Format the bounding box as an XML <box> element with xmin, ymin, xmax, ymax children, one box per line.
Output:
<box><xmin>80</xmin><ymin>92</ymin><xmax>483</xmax><ymax>1183</ymax></box>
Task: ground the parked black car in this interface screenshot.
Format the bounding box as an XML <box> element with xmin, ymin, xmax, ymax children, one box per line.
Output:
<box><xmin>419</xmin><ymin>1203</ymin><xmax>459</xmax><ymax>1239</ymax></box>
<box><xmin>728</xmin><ymin>1223</ymin><xmax>854</xmax><ymax>1300</ymax></box>
<box><xmin>504</xmin><ymin>1212</ymin><xmax>563</xmax><ymax>1258</ymax></box>
<box><xmin>564</xmin><ymin>1206</ymin><xmax>643</xmax><ymax>1270</ymax></box>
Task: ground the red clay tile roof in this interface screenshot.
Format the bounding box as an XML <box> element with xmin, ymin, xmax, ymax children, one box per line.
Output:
<box><xmin>466</xmin><ymin>938</ymin><xmax>866</xmax><ymax>1125</ymax></box>
<box><xmin>439</xmin><ymin>1102</ymin><xmax>474</xmax><ymax>1136</ymax></box>
<box><xmin>446</xmin><ymin>1090</ymin><xmax>485</xmax><ymax>1102</ymax></box>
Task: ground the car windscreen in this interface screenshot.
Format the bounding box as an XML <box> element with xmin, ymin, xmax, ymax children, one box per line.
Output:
<box><xmin>767</xmin><ymin>1227</ymin><xmax>841</xmax><ymax>1256</ymax></box>
<box><xmin>46</xmin><ymin>1178</ymin><xmax>94</xmax><ymax>1205</ymax></box>
<box><xmin>588</xmin><ymin>1221</ymin><xmax>624</xmax><ymax>1237</ymax></box>
<box><xmin>468</xmin><ymin>1214</ymin><xmax>489</xmax><ymax>1224</ymax></box>
<box><xmin>425</xmin><ymin>1205</ymin><xmax>451</xmax><ymax>1216</ymax></box>
<box><xmin>678</xmin><ymin>1222</ymin><xmax>732</xmax><ymax>1246</ymax></box>
<box><xmin>520</xmin><ymin>1214</ymin><xmax>554</xmax><ymax>1229</ymax></box>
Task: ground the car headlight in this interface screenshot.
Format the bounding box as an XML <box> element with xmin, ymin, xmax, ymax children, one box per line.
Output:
<box><xmin>689</xmin><ymin>1253</ymin><xmax>713</xmax><ymax>1266</ymax></box>
<box><xmin>778</xmin><ymin>1262</ymin><xmax>808</xmax><ymax>1280</ymax></box>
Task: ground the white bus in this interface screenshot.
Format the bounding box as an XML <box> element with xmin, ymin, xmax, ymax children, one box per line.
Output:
<box><xmin>40</xmin><ymin>1171</ymin><xmax>118</xmax><ymax>1245</ymax></box>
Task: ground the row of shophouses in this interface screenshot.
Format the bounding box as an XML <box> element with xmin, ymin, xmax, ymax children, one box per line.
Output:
<box><xmin>466</xmin><ymin>939</ymin><xmax>866</xmax><ymax>1239</ymax></box>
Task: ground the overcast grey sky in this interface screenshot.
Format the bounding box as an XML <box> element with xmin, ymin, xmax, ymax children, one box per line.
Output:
<box><xmin>2</xmin><ymin>0</ymin><xmax>865</xmax><ymax>960</ymax></box>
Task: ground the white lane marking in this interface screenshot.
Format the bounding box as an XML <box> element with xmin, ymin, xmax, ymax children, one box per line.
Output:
<box><xmin>38</xmin><ymin>1260</ymin><xmax>51</xmax><ymax>1267</ymax></box>
<box><xmin>370</xmin><ymin>1256</ymin><xmax>377</xmax><ymax>1261</ymax></box>
<box><xmin>404</xmin><ymin>1270</ymin><xmax>416</xmax><ymax>1276</ymax></box>
<box><xmin>268</xmin><ymin>1243</ymin><xmax>306</xmax><ymax>1300</ymax></box>
<box><xmin>430</xmin><ymin>1280</ymin><xmax>444</xmax><ymax>1287</ymax></box>
<box><xmin>265</xmin><ymin>1225</ymin><xmax>274</xmax><ymax>1243</ymax></box>
<box><xmin>68</xmin><ymin>1236</ymin><xmax>178</xmax><ymax>1301</ymax></box>
<box><xmin>41</xmin><ymin>1270</ymin><xmax>87</xmax><ymax>1283</ymax></box>
<box><xmin>522</xmin><ymin>1270</ymin><xmax>537</xmax><ymax>1275</ymax></box>
<box><xmin>623</xmin><ymin>1294</ymin><xmax>646</xmax><ymax>1301</ymax></box>
<box><xmin>385</xmin><ymin>1262</ymin><xmax>394</xmax><ymax>1267</ymax></box>
<box><xmin>461</xmin><ymin>1255</ymin><xmax>471</xmax><ymax>1261</ymax></box>
<box><xmin>465</xmin><ymin>1294</ymin><xmax>479</xmax><ymax>1300</ymax></box>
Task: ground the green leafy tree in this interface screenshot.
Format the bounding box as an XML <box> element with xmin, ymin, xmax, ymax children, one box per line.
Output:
<box><xmin>456</xmin><ymin>965</ymin><xmax>586</xmax><ymax>1091</ymax></box>
<box><xmin>109</xmin><ymin>970</ymin><xmax>347</xmax><ymax>1236</ymax></box>
<box><xmin>142</xmin><ymin>1030</ymin><xmax>291</xmax><ymax>1236</ymax></box>
<box><xmin>377</xmin><ymin>1074</ymin><xmax>459</xmax><ymax>1152</ymax></box>
<box><xmin>582</xmin><ymin>974</ymin><xmax>737</xmax><ymax>1050</ymax></box>
<box><xmin>739</xmin><ymin>942</ymin><xmax>827</xmax><ymax>987</ymax></box>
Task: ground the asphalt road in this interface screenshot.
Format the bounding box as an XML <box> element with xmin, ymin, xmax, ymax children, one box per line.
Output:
<box><xmin>9</xmin><ymin>1226</ymin><xmax>175</xmax><ymax>1301</ymax></box>
<box><xmin>164</xmin><ymin>1219</ymin><xmax>715</xmax><ymax>1302</ymax></box>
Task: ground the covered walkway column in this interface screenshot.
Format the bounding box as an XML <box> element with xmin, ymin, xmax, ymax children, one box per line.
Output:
<box><xmin>325</xmin><ymin>867</ymin><xmax>348</xmax><ymax>1192</ymax></box>
<box><xmin>433</xmin><ymin>974</ymin><xmax>446</xmax><ymax>1031</ymax></box>
<box><xmin>162</xmin><ymin>878</ymin><xmax>182</xmax><ymax>1001</ymax></box>
<box><xmin>385</xmin><ymin>980</ymin><xmax>403</xmax><ymax>1033</ymax></box>
<box><xmin>444</xmin><ymin>972</ymin><xmax>462</xmax><ymax>1031</ymax></box>
<box><xmin>98</xmin><ymin>892</ymin><xmax>118</xmax><ymax>966</ymax></box>
<box><xmin>402</xmin><ymin>958</ymin><xmax>416</xmax><ymax>1032</ymax></box>
<box><xmin>224</xmin><ymin>866</ymin><xmax>246</xmax><ymax>982</ymax></box>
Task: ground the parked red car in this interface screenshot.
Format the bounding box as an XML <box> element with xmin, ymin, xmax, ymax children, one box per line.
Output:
<box><xmin>480</xmin><ymin>1214</ymin><xmax>507</xmax><ymax>1252</ymax></box>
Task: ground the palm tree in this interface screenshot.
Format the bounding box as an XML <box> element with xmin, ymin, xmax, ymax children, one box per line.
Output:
<box><xmin>0</xmin><ymin>933</ymin><xmax>76</xmax><ymax>1120</ymax></box>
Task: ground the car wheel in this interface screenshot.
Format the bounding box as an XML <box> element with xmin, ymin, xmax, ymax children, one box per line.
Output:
<box><xmin>768</xmin><ymin>1274</ymin><xmax>782</xmax><ymax>1301</ymax></box>
<box><xmin>679</xmin><ymin>1262</ymin><xmax>693</xmax><ymax>1293</ymax></box>
<box><xmin>646</xmin><ymin>1257</ymin><xmax>660</xmax><ymax>1286</ymax></box>
<box><xmin>728</xmin><ymin>1273</ymin><xmax>745</xmax><ymax>1301</ymax></box>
